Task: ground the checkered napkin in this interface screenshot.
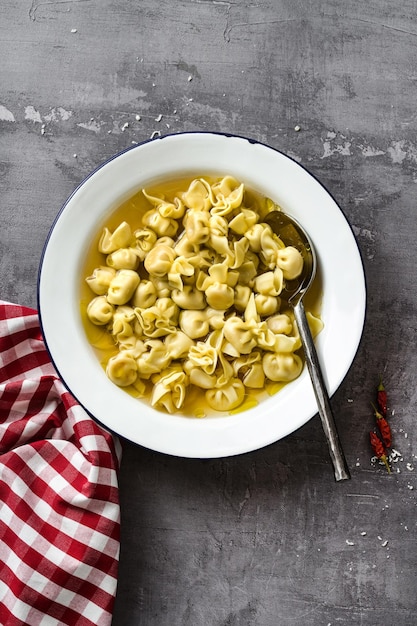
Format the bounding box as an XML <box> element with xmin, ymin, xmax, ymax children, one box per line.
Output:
<box><xmin>0</xmin><ymin>301</ymin><xmax>122</xmax><ymax>625</ymax></box>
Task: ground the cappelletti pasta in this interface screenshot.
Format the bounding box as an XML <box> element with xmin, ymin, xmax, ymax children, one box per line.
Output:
<box><xmin>82</xmin><ymin>176</ymin><xmax>323</xmax><ymax>415</ymax></box>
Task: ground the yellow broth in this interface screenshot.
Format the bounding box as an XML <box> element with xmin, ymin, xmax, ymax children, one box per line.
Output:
<box><xmin>80</xmin><ymin>175</ymin><xmax>323</xmax><ymax>418</ymax></box>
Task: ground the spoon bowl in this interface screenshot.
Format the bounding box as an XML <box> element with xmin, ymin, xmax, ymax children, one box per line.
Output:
<box><xmin>265</xmin><ymin>210</ymin><xmax>351</xmax><ymax>481</ymax></box>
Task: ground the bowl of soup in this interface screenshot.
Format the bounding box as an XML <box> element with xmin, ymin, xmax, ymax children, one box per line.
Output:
<box><xmin>38</xmin><ymin>132</ymin><xmax>366</xmax><ymax>458</ymax></box>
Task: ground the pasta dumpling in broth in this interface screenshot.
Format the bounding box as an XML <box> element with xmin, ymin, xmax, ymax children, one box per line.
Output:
<box><xmin>82</xmin><ymin>174</ymin><xmax>322</xmax><ymax>416</ymax></box>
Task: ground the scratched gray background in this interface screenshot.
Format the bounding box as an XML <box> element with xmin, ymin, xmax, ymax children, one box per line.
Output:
<box><xmin>2</xmin><ymin>1</ymin><xmax>417</xmax><ymax>625</ymax></box>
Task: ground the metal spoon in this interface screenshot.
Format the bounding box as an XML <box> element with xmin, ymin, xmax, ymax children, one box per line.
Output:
<box><xmin>264</xmin><ymin>210</ymin><xmax>350</xmax><ymax>481</ymax></box>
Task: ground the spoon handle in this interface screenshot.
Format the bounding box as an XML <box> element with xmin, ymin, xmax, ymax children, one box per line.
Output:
<box><xmin>293</xmin><ymin>300</ymin><xmax>351</xmax><ymax>481</ymax></box>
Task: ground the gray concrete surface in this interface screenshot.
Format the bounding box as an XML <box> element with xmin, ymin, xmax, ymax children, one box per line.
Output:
<box><xmin>1</xmin><ymin>1</ymin><xmax>417</xmax><ymax>624</ymax></box>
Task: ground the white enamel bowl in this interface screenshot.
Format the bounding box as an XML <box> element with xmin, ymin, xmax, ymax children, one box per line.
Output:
<box><xmin>38</xmin><ymin>132</ymin><xmax>366</xmax><ymax>458</ymax></box>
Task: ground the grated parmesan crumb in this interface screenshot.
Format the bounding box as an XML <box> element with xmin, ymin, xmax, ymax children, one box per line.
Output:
<box><xmin>360</xmin><ymin>531</ymin><xmax>367</xmax><ymax>536</ymax></box>
<box><xmin>188</xmin><ymin>75</ymin><xmax>193</xmax><ymax>82</ymax></box>
<box><xmin>70</xmin><ymin>28</ymin><xmax>77</xmax><ymax>33</ymax></box>
<box><xmin>407</xmin><ymin>463</ymin><xmax>414</xmax><ymax>471</ymax></box>
<box><xmin>135</xmin><ymin>114</ymin><xmax>141</xmax><ymax>121</ymax></box>
<box><xmin>294</xmin><ymin>125</ymin><xmax>301</xmax><ymax>131</ymax></box>
<box><xmin>150</xmin><ymin>130</ymin><xmax>161</xmax><ymax>139</ymax></box>
<box><xmin>155</xmin><ymin>114</ymin><xmax>163</xmax><ymax>122</ymax></box>
<box><xmin>346</xmin><ymin>540</ymin><xmax>355</xmax><ymax>546</ymax></box>
<box><xmin>381</xmin><ymin>540</ymin><xmax>388</xmax><ymax>547</ymax></box>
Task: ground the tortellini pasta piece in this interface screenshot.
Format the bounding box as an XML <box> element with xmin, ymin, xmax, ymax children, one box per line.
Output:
<box><xmin>142</xmin><ymin>209</ymin><xmax>178</xmax><ymax>238</ymax></box>
<box><xmin>267</xmin><ymin>313</ymin><xmax>293</xmax><ymax>335</ymax></box>
<box><xmin>87</xmin><ymin>296</ymin><xmax>115</xmax><ymax>325</ymax></box>
<box><xmin>99</xmin><ymin>222</ymin><xmax>132</xmax><ymax>254</ymax></box>
<box><xmin>205</xmin><ymin>379</ymin><xmax>245</xmax><ymax>411</ymax></box>
<box><xmin>171</xmin><ymin>285</ymin><xmax>206</xmax><ymax>310</ymax></box>
<box><xmin>85</xmin><ymin>266</ymin><xmax>116</xmax><ymax>295</ymax></box>
<box><xmin>262</xmin><ymin>353</ymin><xmax>303</xmax><ymax>382</ymax></box>
<box><xmin>254</xmin><ymin>268</ymin><xmax>283</xmax><ymax>297</ymax></box>
<box><xmin>254</xmin><ymin>294</ymin><xmax>280</xmax><ymax>317</ymax></box>
<box><xmin>151</xmin><ymin>368</ymin><xmax>188</xmax><ymax>414</ymax></box>
<box><xmin>144</xmin><ymin>244</ymin><xmax>176</xmax><ymax>277</ymax></box>
<box><xmin>179</xmin><ymin>310</ymin><xmax>210</xmax><ymax>339</ymax></box>
<box><xmin>233</xmin><ymin>352</ymin><xmax>265</xmax><ymax>389</ymax></box>
<box><xmin>133</xmin><ymin>228</ymin><xmax>158</xmax><ymax>260</ymax></box>
<box><xmin>181</xmin><ymin>178</ymin><xmax>215</xmax><ymax>211</ymax></box>
<box><xmin>107</xmin><ymin>270</ymin><xmax>140</xmax><ymax>305</ymax></box>
<box><xmin>137</xmin><ymin>340</ymin><xmax>171</xmax><ymax>377</ymax></box>
<box><xmin>277</xmin><ymin>246</ymin><xmax>304</xmax><ymax>280</ymax></box>
<box><xmin>132</xmin><ymin>280</ymin><xmax>157</xmax><ymax>308</ymax></box>
<box><xmin>164</xmin><ymin>331</ymin><xmax>195</xmax><ymax>359</ymax></box>
<box><xmin>83</xmin><ymin>174</ymin><xmax>322</xmax><ymax>416</ymax></box>
<box><xmin>183</xmin><ymin>208</ymin><xmax>210</xmax><ymax>244</ymax></box>
<box><xmin>106</xmin><ymin>351</ymin><xmax>138</xmax><ymax>387</ymax></box>
<box><xmin>223</xmin><ymin>317</ymin><xmax>257</xmax><ymax>355</ymax></box>
<box><xmin>106</xmin><ymin>248</ymin><xmax>139</xmax><ymax>270</ymax></box>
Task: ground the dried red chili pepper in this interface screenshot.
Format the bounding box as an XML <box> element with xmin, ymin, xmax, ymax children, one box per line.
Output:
<box><xmin>370</xmin><ymin>431</ymin><xmax>391</xmax><ymax>474</ymax></box>
<box><xmin>377</xmin><ymin>376</ymin><xmax>387</xmax><ymax>417</ymax></box>
<box><xmin>372</xmin><ymin>403</ymin><xmax>392</xmax><ymax>448</ymax></box>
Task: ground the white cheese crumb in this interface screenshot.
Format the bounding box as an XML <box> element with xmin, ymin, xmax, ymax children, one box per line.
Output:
<box><xmin>40</xmin><ymin>124</ymin><xmax>46</xmax><ymax>135</ymax></box>
<box><xmin>347</xmin><ymin>398</ymin><xmax>353</xmax><ymax>403</ymax></box>
<box><xmin>346</xmin><ymin>539</ymin><xmax>355</xmax><ymax>546</ymax></box>
<box><xmin>155</xmin><ymin>114</ymin><xmax>163</xmax><ymax>122</ymax></box>
<box><xmin>360</xmin><ymin>531</ymin><xmax>367</xmax><ymax>536</ymax></box>
<box><xmin>173</xmin><ymin>109</ymin><xmax>177</xmax><ymax>114</ymax></box>
<box><xmin>150</xmin><ymin>130</ymin><xmax>161</xmax><ymax>139</ymax></box>
<box><xmin>390</xmin><ymin>449</ymin><xmax>402</xmax><ymax>461</ymax></box>
<box><xmin>381</xmin><ymin>540</ymin><xmax>388</xmax><ymax>547</ymax></box>
<box><xmin>407</xmin><ymin>463</ymin><xmax>414</xmax><ymax>471</ymax></box>
<box><xmin>165</xmin><ymin>123</ymin><xmax>170</xmax><ymax>129</ymax></box>
<box><xmin>188</xmin><ymin>75</ymin><xmax>193</xmax><ymax>82</ymax></box>
<box><xmin>294</xmin><ymin>125</ymin><xmax>301</xmax><ymax>131</ymax></box>
<box><xmin>70</xmin><ymin>28</ymin><xmax>77</xmax><ymax>33</ymax></box>
<box><xmin>407</xmin><ymin>484</ymin><xmax>414</xmax><ymax>490</ymax></box>
<box><xmin>377</xmin><ymin>535</ymin><xmax>382</xmax><ymax>541</ymax></box>
<box><xmin>121</xmin><ymin>122</ymin><xmax>129</xmax><ymax>131</ymax></box>
<box><xmin>73</xmin><ymin>153</ymin><xmax>77</xmax><ymax>158</ymax></box>
<box><xmin>135</xmin><ymin>114</ymin><xmax>141</xmax><ymax>121</ymax></box>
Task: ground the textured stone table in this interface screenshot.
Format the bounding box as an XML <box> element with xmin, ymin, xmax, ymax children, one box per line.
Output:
<box><xmin>2</xmin><ymin>2</ymin><xmax>417</xmax><ymax>624</ymax></box>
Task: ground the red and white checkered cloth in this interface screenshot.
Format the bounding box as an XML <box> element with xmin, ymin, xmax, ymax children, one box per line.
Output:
<box><xmin>0</xmin><ymin>301</ymin><xmax>122</xmax><ymax>625</ymax></box>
